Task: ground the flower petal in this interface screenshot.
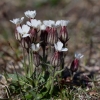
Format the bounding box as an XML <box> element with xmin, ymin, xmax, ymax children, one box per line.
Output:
<box><xmin>10</xmin><ymin>20</ymin><xmax>14</xmax><ymax>24</ymax></box>
<box><xmin>48</xmin><ymin>20</ymin><xmax>55</xmax><ymax>27</ymax></box>
<box><xmin>36</xmin><ymin>43</ymin><xmax>40</xmax><ymax>48</ymax></box>
<box><xmin>36</xmin><ymin>43</ymin><xmax>40</xmax><ymax>51</ymax></box>
<box><xmin>75</xmin><ymin>53</ymin><xmax>84</xmax><ymax>59</ymax></box>
<box><xmin>22</xmin><ymin>25</ymin><xmax>30</xmax><ymax>34</ymax></box>
<box><xmin>57</xmin><ymin>41</ymin><xmax>63</xmax><ymax>51</ymax></box>
<box><xmin>31</xmin><ymin>19</ymin><xmax>37</xmax><ymax>27</ymax></box>
<box><xmin>40</xmin><ymin>24</ymin><xmax>46</xmax><ymax>30</ymax></box>
<box><xmin>24</xmin><ymin>10</ymin><xmax>36</xmax><ymax>18</ymax></box>
<box><xmin>43</xmin><ymin>20</ymin><xmax>49</xmax><ymax>26</ymax></box>
<box><xmin>37</xmin><ymin>20</ymin><xmax>42</xmax><ymax>26</ymax></box>
<box><xmin>56</xmin><ymin>20</ymin><xmax>61</xmax><ymax>27</ymax></box>
<box><xmin>22</xmin><ymin>34</ymin><xmax>30</xmax><ymax>38</ymax></box>
<box><xmin>20</xmin><ymin>17</ymin><xmax>24</xmax><ymax>23</ymax></box>
<box><xmin>24</xmin><ymin>11</ymin><xmax>30</xmax><ymax>18</ymax></box>
<box><xmin>54</xmin><ymin>43</ymin><xmax>58</xmax><ymax>51</ymax></box>
<box><xmin>31</xmin><ymin>10</ymin><xmax>36</xmax><ymax>18</ymax></box>
<box><xmin>61</xmin><ymin>48</ymin><xmax>68</xmax><ymax>51</ymax></box>
<box><xmin>61</xmin><ymin>20</ymin><xmax>70</xmax><ymax>26</ymax></box>
<box><xmin>26</xmin><ymin>21</ymin><xmax>32</xmax><ymax>26</ymax></box>
<box><xmin>10</xmin><ymin>17</ymin><xmax>24</xmax><ymax>25</ymax></box>
<box><xmin>31</xmin><ymin>43</ymin><xmax>35</xmax><ymax>51</ymax></box>
<box><xmin>17</xmin><ymin>26</ymin><xmax>23</xmax><ymax>34</ymax></box>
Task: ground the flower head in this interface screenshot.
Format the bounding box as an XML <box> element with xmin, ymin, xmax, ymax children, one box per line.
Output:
<box><xmin>59</xmin><ymin>20</ymin><xmax>70</xmax><ymax>43</ymax></box>
<box><xmin>40</xmin><ymin>24</ymin><xmax>46</xmax><ymax>30</ymax></box>
<box><xmin>43</xmin><ymin>20</ymin><xmax>60</xmax><ymax>28</ymax></box>
<box><xmin>60</xmin><ymin>20</ymin><xmax>70</xmax><ymax>26</ymax></box>
<box><xmin>40</xmin><ymin>24</ymin><xmax>48</xmax><ymax>46</ymax></box>
<box><xmin>54</xmin><ymin>41</ymin><xmax>68</xmax><ymax>52</ymax></box>
<box><xmin>24</xmin><ymin>10</ymin><xmax>36</xmax><ymax>19</ymax></box>
<box><xmin>31</xmin><ymin>43</ymin><xmax>40</xmax><ymax>52</ymax></box>
<box><xmin>75</xmin><ymin>53</ymin><xmax>84</xmax><ymax>59</ymax></box>
<box><xmin>70</xmin><ymin>53</ymin><xmax>83</xmax><ymax>73</ymax></box>
<box><xmin>10</xmin><ymin>17</ymin><xmax>24</xmax><ymax>25</ymax></box>
<box><xmin>17</xmin><ymin>24</ymin><xmax>30</xmax><ymax>38</ymax></box>
<box><xmin>27</xmin><ymin>19</ymin><xmax>41</xmax><ymax>28</ymax></box>
<box><xmin>43</xmin><ymin>20</ymin><xmax>50</xmax><ymax>27</ymax></box>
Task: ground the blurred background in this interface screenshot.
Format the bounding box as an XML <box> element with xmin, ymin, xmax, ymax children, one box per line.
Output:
<box><xmin>0</xmin><ymin>0</ymin><xmax>100</xmax><ymax>73</ymax></box>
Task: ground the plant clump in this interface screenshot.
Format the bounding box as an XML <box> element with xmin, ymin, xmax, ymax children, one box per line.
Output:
<box><xmin>7</xmin><ymin>10</ymin><xmax>92</xmax><ymax>100</ymax></box>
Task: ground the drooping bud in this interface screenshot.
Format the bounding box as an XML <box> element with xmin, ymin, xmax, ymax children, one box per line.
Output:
<box><xmin>59</xmin><ymin>20</ymin><xmax>70</xmax><ymax>44</ymax></box>
<box><xmin>70</xmin><ymin>58</ymin><xmax>79</xmax><ymax>72</ymax></box>
<box><xmin>70</xmin><ymin>53</ymin><xmax>84</xmax><ymax>73</ymax></box>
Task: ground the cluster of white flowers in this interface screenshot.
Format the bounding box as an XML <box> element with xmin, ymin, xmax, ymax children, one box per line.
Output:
<box><xmin>10</xmin><ymin>10</ymin><xmax>84</xmax><ymax>68</ymax></box>
<box><xmin>10</xmin><ymin>10</ymin><xmax>70</xmax><ymax>52</ymax></box>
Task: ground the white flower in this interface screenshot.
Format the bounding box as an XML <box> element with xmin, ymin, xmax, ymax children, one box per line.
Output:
<box><xmin>27</xmin><ymin>19</ymin><xmax>41</xmax><ymax>28</ymax></box>
<box><xmin>56</xmin><ymin>20</ymin><xmax>61</xmax><ymax>26</ymax></box>
<box><xmin>10</xmin><ymin>17</ymin><xmax>24</xmax><ymax>25</ymax></box>
<box><xmin>75</xmin><ymin>53</ymin><xmax>84</xmax><ymax>59</ymax></box>
<box><xmin>31</xmin><ymin>43</ymin><xmax>40</xmax><ymax>52</ymax></box>
<box><xmin>17</xmin><ymin>24</ymin><xmax>30</xmax><ymax>38</ymax></box>
<box><xmin>24</xmin><ymin>10</ymin><xmax>36</xmax><ymax>18</ymax></box>
<box><xmin>60</xmin><ymin>20</ymin><xmax>70</xmax><ymax>26</ymax></box>
<box><xmin>43</xmin><ymin>20</ymin><xmax>49</xmax><ymax>27</ymax></box>
<box><xmin>54</xmin><ymin>41</ymin><xmax>68</xmax><ymax>52</ymax></box>
<box><xmin>43</xmin><ymin>20</ymin><xmax>60</xmax><ymax>28</ymax></box>
<box><xmin>48</xmin><ymin>20</ymin><xmax>55</xmax><ymax>27</ymax></box>
<box><xmin>40</xmin><ymin>24</ymin><xmax>46</xmax><ymax>30</ymax></box>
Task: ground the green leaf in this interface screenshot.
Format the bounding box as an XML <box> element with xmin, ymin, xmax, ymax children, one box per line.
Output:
<box><xmin>7</xmin><ymin>74</ymin><xmax>18</xmax><ymax>81</ymax></box>
<box><xmin>26</xmin><ymin>77</ymin><xmax>33</xmax><ymax>83</ymax></box>
<box><xmin>54</xmin><ymin>69</ymin><xmax>64</xmax><ymax>77</ymax></box>
<box><xmin>36</xmin><ymin>91</ymin><xmax>48</xmax><ymax>100</ymax></box>
<box><xmin>25</xmin><ymin>94</ymin><xmax>33</xmax><ymax>99</ymax></box>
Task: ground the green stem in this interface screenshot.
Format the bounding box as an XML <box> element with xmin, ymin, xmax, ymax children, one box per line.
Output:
<box><xmin>61</xmin><ymin>43</ymin><xmax>65</xmax><ymax>70</ymax></box>
<box><xmin>49</xmin><ymin>67</ymin><xmax>55</xmax><ymax>95</ymax></box>
<box><xmin>28</xmin><ymin>49</ymin><xmax>32</xmax><ymax>77</ymax></box>
<box><xmin>23</xmin><ymin>48</ymin><xmax>27</xmax><ymax>76</ymax></box>
<box><xmin>30</xmin><ymin>50</ymin><xmax>33</xmax><ymax>76</ymax></box>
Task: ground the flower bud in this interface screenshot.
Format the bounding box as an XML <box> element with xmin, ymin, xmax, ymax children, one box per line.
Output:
<box><xmin>33</xmin><ymin>53</ymin><xmax>40</xmax><ymax>67</ymax></box>
<box><xmin>15</xmin><ymin>29</ymin><xmax>21</xmax><ymax>41</ymax></box>
<box><xmin>50</xmin><ymin>51</ymin><xmax>61</xmax><ymax>67</ymax></box>
<box><xmin>70</xmin><ymin>58</ymin><xmax>79</xmax><ymax>72</ymax></box>
<box><xmin>47</xmin><ymin>28</ymin><xmax>58</xmax><ymax>45</ymax></box>
<box><xmin>40</xmin><ymin>25</ymin><xmax>48</xmax><ymax>46</ymax></box>
<box><xmin>70</xmin><ymin>53</ymin><xmax>83</xmax><ymax>72</ymax></box>
<box><xmin>21</xmin><ymin>36</ymin><xmax>31</xmax><ymax>49</ymax></box>
<box><xmin>59</xmin><ymin>20</ymin><xmax>69</xmax><ymax>43</ymax></box>
<box><xmin>59</xmin><ymin>26</ymin><xmax>68</xmax><ymax>43</ymax></box>
<box><xmin>30</xmin><ymin>28</ymin><xmax>37</xmax><ymax>42</ymax></box>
